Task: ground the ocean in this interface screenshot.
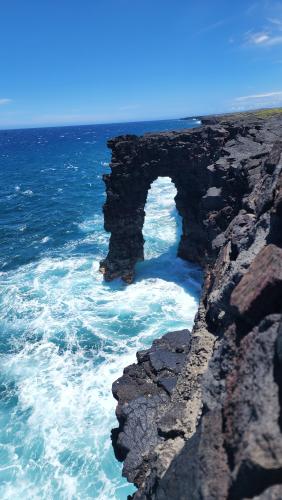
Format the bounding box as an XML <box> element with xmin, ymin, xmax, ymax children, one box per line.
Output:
<box><xmin>0</xmin><ymin>119</ymin><xmax>202</xmax><ymax>499</ymax></box>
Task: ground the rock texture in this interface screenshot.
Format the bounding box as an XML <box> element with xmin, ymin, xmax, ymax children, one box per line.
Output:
<box><xmin>112</xmin><ymin>330</ymin><xmax>192</xmax><ymax>486</ymax></box>
<box><xmin>101</xmin><ymin>113</ymin><xmax>282</xmax><ymax>499</ymax></box>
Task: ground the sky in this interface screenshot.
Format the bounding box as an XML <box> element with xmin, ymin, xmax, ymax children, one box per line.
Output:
<box><xmin>1</xmin><ymin>0</ymin><xmax>282</xmax><ymax>129</ymax></box>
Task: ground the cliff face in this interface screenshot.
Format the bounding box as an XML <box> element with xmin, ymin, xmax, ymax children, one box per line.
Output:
<box><xmin>100</xmin><ymin>114</ymin><xmax>282</xmax><ymax>499</ymax></box>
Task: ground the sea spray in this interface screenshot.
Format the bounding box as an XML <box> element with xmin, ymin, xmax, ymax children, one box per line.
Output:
<box><xmin>0</xmin><ymin>119</ymin><xmax>201</xmax><ymax>499</ymax></box>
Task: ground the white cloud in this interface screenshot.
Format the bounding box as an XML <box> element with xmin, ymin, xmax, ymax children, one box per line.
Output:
<box><xmin>268</xmin><ymin>17</ymin><xmax>282</xmax><ymax>29</ymax></box>
<box><xmin>264</xmin><ymin>35</ymin><xmax>282</xmax><ymax>45</ymax></box>
<box><xmin>246</xmin><ymin>30</ymin><xmax>282</xmax><ymax>46</ymax></box>
<box><xmin>196</xmin><ymin>19</ymin><xmax>228</xmax><ymax>35</ymax></box>
<box><xmin>0</xmin><ymin>98</ymin><xmax>12</xmax><ymax>106</ymax></box>
<box><xmin>236</xmin><ymin>91</ymin><xmax>282</xmax><ymax>101</ymax></box>
<box><xmin>246</xmin><ymin>16</ymin><xmax>282</xmax><ymax>47</ymax></box>
<box><xmin>250</xmin><ymin>32</ymin><xmax>270</xmax><ymax>44</ymax></box>
<box><xmin>233</xmin><ymin>90</ymin><xmax>282</xmax><ymax>111</ymax></box>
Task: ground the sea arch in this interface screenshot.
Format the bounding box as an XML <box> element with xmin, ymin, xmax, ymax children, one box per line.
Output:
<box><xmin>99</xmin><ymin>127</ymin><xmax>226</xmax><ymax>283</ymax></box>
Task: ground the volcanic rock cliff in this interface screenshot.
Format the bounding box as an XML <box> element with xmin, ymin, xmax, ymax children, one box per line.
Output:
<box><xmin>100</xmin><ymin>113</ymin><xmax>282</xmax><ymax>499</ymax></box>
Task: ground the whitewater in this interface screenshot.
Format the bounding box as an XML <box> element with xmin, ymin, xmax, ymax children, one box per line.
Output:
<box><xmin>0</xmin><ymin>119</ymin><xmax>202</xmax><ymax>499</ymax></box>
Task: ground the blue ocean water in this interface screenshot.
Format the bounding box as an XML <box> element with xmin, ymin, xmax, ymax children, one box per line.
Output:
<box><xmin>0</xmin><ymin>119</ymin><xmax>202</xmax><ymax>499</ymax></box>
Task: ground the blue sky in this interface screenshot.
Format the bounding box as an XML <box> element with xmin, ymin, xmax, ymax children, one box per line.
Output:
<box><xmin>1</xmin><ymin>0</ymin><xmax>282</xmax><ymax>129</ymax></box>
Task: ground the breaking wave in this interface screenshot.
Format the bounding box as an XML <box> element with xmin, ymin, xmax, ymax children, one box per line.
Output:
<box><xmin>0</xmin><ymin>120</ymin><xmax>201</xmax><ymax>499</ymax></box>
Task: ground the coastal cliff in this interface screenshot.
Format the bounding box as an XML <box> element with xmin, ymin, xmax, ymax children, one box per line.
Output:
<box><xmin>100</xmin><ymin>112</ymin><xmax>282</xmax><ymax>499</ymax></box>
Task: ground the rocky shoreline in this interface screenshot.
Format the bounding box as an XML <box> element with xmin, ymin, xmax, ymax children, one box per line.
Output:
<box><xmin>101</xmin><ymin>113</ymin><xmax>282</xmax><ymax>499</ymax></box>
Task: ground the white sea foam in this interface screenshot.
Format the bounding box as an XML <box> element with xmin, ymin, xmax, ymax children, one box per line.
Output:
<box><xmin>14</xmin><ymin>186</ymin><xmax>33</xmax><ymax>196</ymax></box>
<box><xmin>0</xmin><ymin>177</ymin><xmax>200</xmax><ymax>499</ymax></box>
<box><xmin>66</xmin><ymin>164</ymin><xmax>78</xmax><ymax>171</ymax></box>
<box><xmin>40</xmin><ymin>236</ymin><xmax>51</xmax><ymax>244</ymax></box>
<box><xmin>22</xmin><ymin>190</ymin><xmax>34</xmax><ymax>196</ymax></box>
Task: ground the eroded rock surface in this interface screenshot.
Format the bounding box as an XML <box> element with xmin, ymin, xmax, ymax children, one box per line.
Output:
<box><xmin>112</xmin><ymin>330</ymin><xmax>192</xmax><ymax>486</ymax></box>
<box><xmin>101</xmin><ymin>114</ymin><xmax>282</xmax><ymax>499</ymax></box>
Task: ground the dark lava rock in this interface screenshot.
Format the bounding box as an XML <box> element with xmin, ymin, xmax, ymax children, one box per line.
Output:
<box><xmin>230</xmin><ymin>244</ymin><xmax>282</xmax><ymax>326</ymax></box>
<box><xmin>101</xmin><ymin>114</ymin><xmax>282</xmax><ymax>499</ymax></box>
<box><xmin>111</xmin><ymin>329</ymin><xmax>192</xmax><ymax>486</ymax></box>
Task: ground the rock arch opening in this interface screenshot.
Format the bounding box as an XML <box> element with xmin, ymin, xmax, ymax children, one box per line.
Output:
<box><xmin>143</xmin><ymin>177</ymin><xmax>181</xmax><ymax>261</ymax></box>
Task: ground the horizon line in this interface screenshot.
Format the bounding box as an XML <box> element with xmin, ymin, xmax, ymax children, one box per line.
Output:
<box><xmin>0</xmin><ymin>115</ymin><xmax>191</xmax><ymax>132</ymax></box>
<box><xmin>0</xmin><ymin>105</ymin><xmax>281</xmax><ymax>132</ymax></box>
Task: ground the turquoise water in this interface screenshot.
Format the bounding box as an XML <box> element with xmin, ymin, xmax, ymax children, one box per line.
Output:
<box><xmin>0</xmin><ymin>119</ymin><xmax>202</xmax><ymax>499</ymax></box>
